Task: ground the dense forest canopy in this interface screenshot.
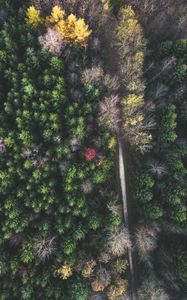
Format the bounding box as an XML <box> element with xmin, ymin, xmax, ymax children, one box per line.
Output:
<box><xmin>0</xmin><ymin>0</ymin><xmax>186</xmax><ymax>299</ymax></box>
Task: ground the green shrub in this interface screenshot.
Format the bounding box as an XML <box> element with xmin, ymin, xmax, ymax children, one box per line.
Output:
<box><xmin>70</xmin><ymin>278</ymin><xmax>90</xmax><ymax>300</ymax></box>
<box><xmin>169</xmin><ymin>64</ymin><xmax>187</xmax><ymax>86</ymax></box>
<box><xmin>135</xmin><ymin>171</ymin><xmax>154</xmax><ymax>203</ymax></box>
<box><xmin>157</xmin><ymin>104</ymin><xmax>177</xmax><ymax>144</ymax></box>
<box><xmin>158</xmin><ymin>39</ymin><xmax>187</xmax><ymax>58</ymax></box>
<box><xmin>174</xmin><ymin>248</ymin><xmax>187</xmax><ymax>284</ymax></box>
<box><xmin>173</xmin><ymin>39</ymin><xmax>187</xmax><ymax>57</ymax></box>
<box><xmin>144</xmin><ymin>204</ymin><xmax>164</xmax><ymax>220</ymax></box>
<box><xmin>157</xmin><ymin>40</ymin><xmax>173</xmax><ymax>57</ymax></box>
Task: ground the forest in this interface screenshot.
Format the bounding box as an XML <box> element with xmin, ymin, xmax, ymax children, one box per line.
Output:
<box><xmin>0</xmin><ymin>0</ymin><xmax>186</xmax><ymax>299</ymax></box>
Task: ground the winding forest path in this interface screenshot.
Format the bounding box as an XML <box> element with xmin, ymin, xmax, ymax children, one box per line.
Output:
<box><xmin>118</xmin><ymin>137</ymin><xmax>137</xmax><ymax>300</ymax></box>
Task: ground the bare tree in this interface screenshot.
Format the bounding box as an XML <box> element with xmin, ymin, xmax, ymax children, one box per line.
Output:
<box><xmin>147</xmin><ymin>160</ymin><xmax>168</xmax><ymax>178</ymax></box>
<box><xmin>98</xmin><ymin>95</ymin><xmax>121</xmax><ymax>132</ymax></box>
<box><xmin>129</xmin><ymin>0</ymin><xmax>187</xmax><ymax>39</ymax></box>
<box><xmin>137</xmin><ymin>276</ymin><xmax>170</xmax><ymax>300</ymax></box>
<box><xmin>81</xmin><ymin>179</ymin><xmax>93</xmax><ymax>194</ymax></box>
<box><xmin>134</xmin><ymin>224</ymin><xmax>158</xmax><ymax>262</ymax></box>
<box><xmin>33</xmin><ymin>236</ymin><xmax>56</xmax><ymax>261</ymax></box>
<box><xmin>38</xmin><ymin>28</ymin><xmax>66</xmax><ymax>56</ymax></box>
<box><xmin>82</xmin><ymin>65</ymin><xmax>104</xmax><ymax>86</ymax></box>
<box><xmin>148</xmin><ymin>57</ymin><xmax>176</xmax><ymax>84</ymax></box>
<box><xmin>107</xmin><ymin>226</ymin><xmax>131</xmax><ymax>257</ymax></box>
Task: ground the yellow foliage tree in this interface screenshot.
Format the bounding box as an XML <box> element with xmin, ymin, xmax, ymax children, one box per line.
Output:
<box><xmin>74</xmin><ymin>18</ymin><xmax>92</xmax><ymax>45</ymax></box>
<box><xmin>115</xmin><ymin>5</ymin><xmax>146</xmax><ymax>89</ymax></box>
<box><xmin>26</xmin><ymin>5</ymin><xmax>92</xmax><ymax>47</ymax></box>
<box><xmin>26</xmin><ymin>6</ymin><xmax>43</xmax><ymax>28</ymax></box>
<box><xmin>122</xmin><ymin>93</ymin><xmax>152</xmax><ymax>152</ymax></box>
<box><xmin>46</xmin><ymin>5</ymin><xmax>65</xmax><ymax>24</ymax></box>
<box><xmin>123</xmin><ymin>5</ymin><xmax>135</xmax><ymax>17</ymax></box>
<box><xmin>57</xmin><ymin>14</ymin><xmax>77</xmax><ymax>41</ymax></box>
<box><xmin>100</xmin><ymin>0</ymin><xmax>110</xmax><ymax>11</ymax></box>
<box><xmin>55</xmin><ymin>19</ymin><xmax>66</xmax><ymax>37</ymax></box>
<box><xmin>57</xmin><ymin>264</ymin><xmax>72</xmax><ymax>280</ymax></box>
<box><xmin>55</xmin><ymin>14</ymin><xmax>92</xmax><ymax>46</ymax></box>
<box><xmin>107</xmin><ymin>278</ymin><xmax>128</xmax><ymax>300</ymax></box>
<box><xmin>123</xmin><ymin>94</ymin><xmax>144</xmax><ymax>109</ymax></box>
<box><xmin>81</xmin><ymin>259</ymin><xmax>96</xmax><ymax>278</ymax></box>
<box><xmin>115</xmin><ymin>6</ymin><xmax>153</xmax><ymax>153</ymax></box>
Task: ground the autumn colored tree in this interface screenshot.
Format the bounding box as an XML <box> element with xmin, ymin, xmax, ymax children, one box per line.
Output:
<box><xmin>26</xmin><ymin>5</ymin><xmax>92</xmax><ymax>47</ymax></box>
<box><xmin>115</xmin><ymin>6</ymin><xmax>153</xmax><ymax>153</ymax></box>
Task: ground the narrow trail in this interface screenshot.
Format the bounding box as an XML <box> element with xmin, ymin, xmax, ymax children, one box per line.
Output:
<box><xmin>118</xmin><ymin>137</ymin><xmax>137</xmax><ymax>300</ymax></box>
